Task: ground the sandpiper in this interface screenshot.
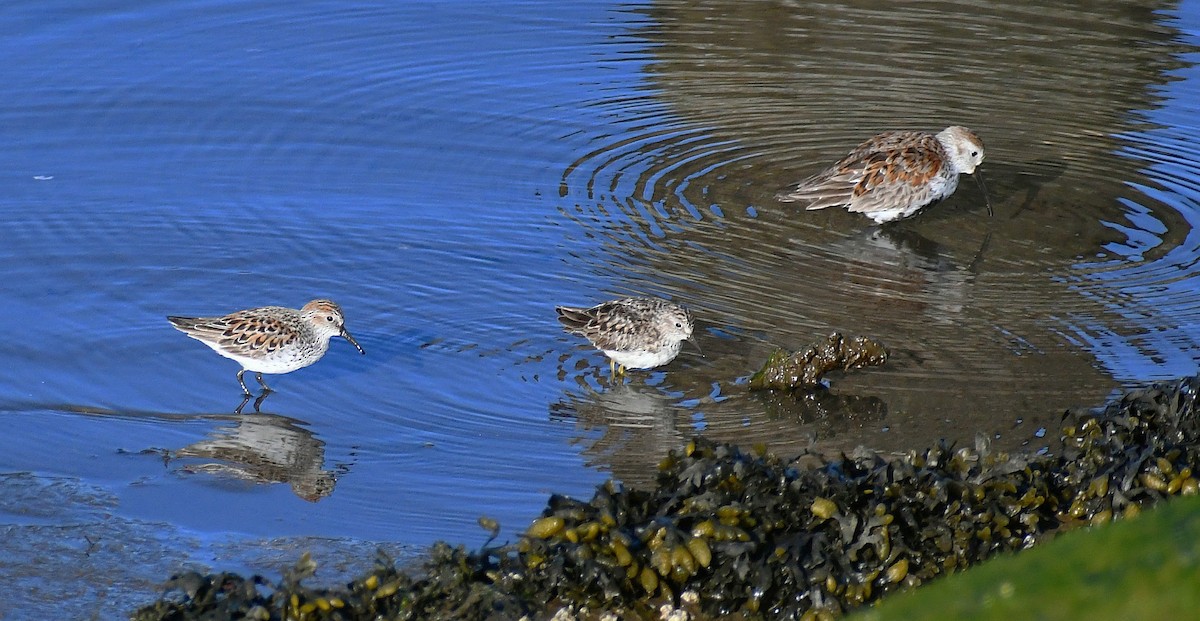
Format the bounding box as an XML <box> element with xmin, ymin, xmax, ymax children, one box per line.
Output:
<box><xmin>556</xmin><ymin>296</ymin><xmax>698</xmax><ymax>378</ymax></box>
<box><xmin>168</xmin><ymin>299</ymin><xmax>365</xmax><ymax>395</ymax></box>
<box><xmin>776</xmin><ymin>126</ymin><xmax>988</xmax><ymax>223</ymax></box>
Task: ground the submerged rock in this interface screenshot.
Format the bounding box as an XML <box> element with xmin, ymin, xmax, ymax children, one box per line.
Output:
<box><xmin>748</xmin><ymin>333</ymin><xmax>889</xmax><ymax>391</ymax></box>
<box><xmin>134</xmin><ymin>375</ymin><xmax>1200</xmax><ymax>620</ymax></box>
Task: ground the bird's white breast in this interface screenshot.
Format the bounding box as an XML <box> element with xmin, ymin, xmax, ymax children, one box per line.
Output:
<box><xmin>604</xmin><ymin>340</ymin><xmax>683</xmax><ymax>370</ymax></box>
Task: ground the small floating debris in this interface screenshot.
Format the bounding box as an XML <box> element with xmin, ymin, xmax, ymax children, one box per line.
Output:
<box><xmin>748</xmin><ymin>332</ymin><xmax>888</xmax><ymax>391</ymax></box>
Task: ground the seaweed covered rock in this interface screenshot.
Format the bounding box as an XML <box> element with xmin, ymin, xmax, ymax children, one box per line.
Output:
<box><xmin>135</xmin><ymin>375</ymin><xmax>1200</xmax><ymax>621</ymax></box>
<box><xmin>749</xmin><ymin>333</ymin><xmax>889</xmax><ymax>391</ymax></box>
<box><xmin>513</xmin><ymin>439</ymin><xmax>1054</xmax><ymax>619</ymax></box>
<box><xmin>132</xmin><ymin>547</ymin><xmax>536</xmax><ymax>621</ymax></box>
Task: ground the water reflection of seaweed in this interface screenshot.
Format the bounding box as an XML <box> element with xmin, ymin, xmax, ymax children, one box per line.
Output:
<box><xmin>551</xmin><ymin>377</ymin><xmax>893</xmax><ymax>486</ymax></box>
<box><xmin>550</xmin><ymin>384</ymin><xmax>687</xmax><ymax>489</ymax></box>
<box><xmin>756</xmin><ymin>387</ymin><xmax>887</xmax><ymax>439</ymax></box>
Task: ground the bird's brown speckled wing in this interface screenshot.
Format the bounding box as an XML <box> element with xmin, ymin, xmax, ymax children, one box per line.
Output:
<box><xmin>554</xmin><ymin>305</ymin><xmax>593</xmax><ymax>333</ymax></box>
<box><xmin>168</xmin><ymin>307</ymin><xmax>299</xmax><ymax>356</ymax></box>
<box><xmin>556</xmin><ymin>299</ymin><xmax>662</xmax><ymax>352</ymax></box>
<box><xmin>777</xmin><ymin>131</ymin><xmax>947</xmax><ymax>213</ymax></box>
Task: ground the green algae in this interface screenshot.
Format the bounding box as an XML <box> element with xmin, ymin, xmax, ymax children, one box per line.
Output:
<box><xmin>852</xmin><ymin>493</ymin><xmax>1200</xmax><ymax>621</ymax></box>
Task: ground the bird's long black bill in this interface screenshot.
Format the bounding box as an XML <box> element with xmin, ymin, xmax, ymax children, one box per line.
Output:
<box><xmin>341</xmin><ymin>329</ymin><xmax>366</xmax><ymax>354</ymax></box>
<box><xmin>687</xmin><ymin>336</ymin><xmax>704</xmax><ymax>356</ymax></box>
<box><xmin>974</xmin><ymin>170</ymin><xmax>993</xmax><ymax>217</ymax></box>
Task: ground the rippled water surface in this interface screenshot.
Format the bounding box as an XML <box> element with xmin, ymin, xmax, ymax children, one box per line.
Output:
<box><xmin>4</xmin><ymin>0</ymin><xmax>1200</xmax><ymax>617</ymax></box>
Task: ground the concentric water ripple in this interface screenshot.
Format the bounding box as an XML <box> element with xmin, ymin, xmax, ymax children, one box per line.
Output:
<box><xmin>552</xmin><ymin>0</ymin><xmax>1200</xmax><ymax>460</ymax></box>
<box><xmin>4</xmin><ymin>1</ymin><xmax>1200</xmax><ymax>616</ymax></box>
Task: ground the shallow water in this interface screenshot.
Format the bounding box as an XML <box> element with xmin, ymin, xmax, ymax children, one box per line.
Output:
<box><xmin>3</xmin><ymin>0</ymin><xmax>1200</xmax><ymax>618</ymax></box>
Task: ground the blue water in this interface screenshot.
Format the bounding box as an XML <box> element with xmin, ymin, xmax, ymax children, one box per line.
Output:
<box><xmin>0</xmin><ymin>0</ymin><xmax>651</xmax><ymax>543</ymax></box>
<box><xmin>3</xmin><ymin>0</ymin><xmax>1200</xmax><ymax>619</ymax></box>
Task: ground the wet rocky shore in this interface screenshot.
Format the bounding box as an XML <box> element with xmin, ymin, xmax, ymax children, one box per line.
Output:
<box><xmin>133</xmin><ymin>373</ymin><xmax>1200</xmax><ymax>620</ymax></box>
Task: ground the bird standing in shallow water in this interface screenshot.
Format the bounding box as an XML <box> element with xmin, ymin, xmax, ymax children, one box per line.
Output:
<box><xmin>776</xmin><ymin>126</ymin><xmax>989</xmax><ymax>223</ymax></box>
<box><xmin>168</xmin><ymin>299</ymin><xmax>365</xmax><ymax>395</ymax></box>
<box><xmin>555</xmin><ymin>296</ymin><xmax>699</xmax><ymax>379</ymax></box>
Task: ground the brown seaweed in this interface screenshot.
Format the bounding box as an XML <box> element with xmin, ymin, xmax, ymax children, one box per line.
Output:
<box><xmin>749</xmin><ymin>333</ymin><xmax>889</xmax><ymax>391</ymax></box>
<box><xmin>134</xmin><ymin>375</ymin><xmax>1200</xmax><ymax>621</ymax></box>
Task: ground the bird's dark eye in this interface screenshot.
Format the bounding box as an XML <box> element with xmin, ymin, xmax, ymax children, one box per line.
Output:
<box><xmin>326</xmin><ymin>315</ymin><xmax>335</xmax><ymax>322</ymax></box>
<box><xmin>971</xmin><ymin>151</ymin><xmax>979</xmax><ymax>157</ymax></box>
<box><xmin>675</xmin><ymin>322</ymin><xmax>683</xmax><ymax>328</ymax></box>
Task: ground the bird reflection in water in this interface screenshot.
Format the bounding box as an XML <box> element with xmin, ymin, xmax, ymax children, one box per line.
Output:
<box><xmin>551</xmin><ymin>383</ymin><xmax>689</xmax><ymax>488</ymax></box>
<box><xmin>824</xmin><ymin>226</ymin><xmax>982</xmax><ymax>327</ymax></box>
<box><xmin>172</xmin><ymin>407</ymin><xmax>338</xmax><ymax>502</ymax></box>
<box><xmin>235</xmin><ymin>390</ymin><xmax>270</xmax><ymax>414</ymax></box>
